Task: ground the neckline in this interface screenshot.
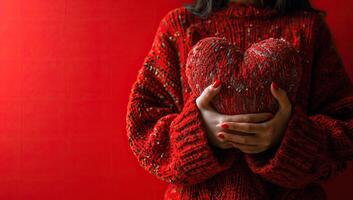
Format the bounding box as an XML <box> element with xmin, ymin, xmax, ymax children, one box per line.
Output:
<box><xmin>212</xmin><ymin>1</ymin><xmax>280</xmax><ymax>18</ymax></box>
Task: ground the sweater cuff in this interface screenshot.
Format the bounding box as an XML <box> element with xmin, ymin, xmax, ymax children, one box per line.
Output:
<box><xmin>244</xmin><ymin>105</ymin><xmax>328</xmax><ymax>188</ymax></box>
<box><xmin>170</xmin><ymin>93</ymin><xmax>237</xmax><ymax>185</ymax></box>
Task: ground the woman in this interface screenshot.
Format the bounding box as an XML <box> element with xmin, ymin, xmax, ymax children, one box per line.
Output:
<box><xmin>126</xmin><ymin>0</ymin><xmax>353</xmax><ymax>199</ymax></box>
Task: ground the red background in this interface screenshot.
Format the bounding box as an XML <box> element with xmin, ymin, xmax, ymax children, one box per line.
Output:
<box><xmin>0</xmin><ymin>0</ymin><xmax>352</xmax><ymax>199</ymax></box>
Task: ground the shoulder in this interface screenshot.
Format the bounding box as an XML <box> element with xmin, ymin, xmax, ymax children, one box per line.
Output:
<box><xmin>303</xmin><ymin>11</ymin><xmax>332</xmax><ymax>41</ymax></box>
<box><xmin>300</xmin><ymin>10</ymin><xmax>329</xmax><ymax>32</ymax></box>
<box><xmin>157</xmin><ymin>6</ymin><xmax>194</xmax><ymax>33</ymax></box>
<box><xmin>288</xmin><ymin>9</ymin><xmax>326</xmax><ymax>25</ymax></box>
<box><xmin>160</xmin><ymin>6</ymin><xmax>191</xmax><ymax>22</ymax></box>
<box><xmin>286</xmin><ymin>10</ymin><xmax>330</xmax><ymax>42</ymax></box>
<box><xmin>153</xmin><ymin>6</ymin><xmax>196</xmax><ymax>52</ymax></box>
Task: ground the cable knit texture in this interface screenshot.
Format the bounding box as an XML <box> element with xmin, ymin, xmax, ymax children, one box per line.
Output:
<box><xmin>125</xmin><ymin>2</ymin><xmax>353</xmax><ymax>199</ymax></box>
<box><xmin>185</xmin><ymin>36</ymin><xmax>302</xmax><ymax>115</ymax></box>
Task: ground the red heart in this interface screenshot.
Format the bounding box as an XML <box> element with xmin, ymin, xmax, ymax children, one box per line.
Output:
<box><xmin>185</xmin><ymin>37</ymin><xmax>302</xmax><ymax>115</ymax></box>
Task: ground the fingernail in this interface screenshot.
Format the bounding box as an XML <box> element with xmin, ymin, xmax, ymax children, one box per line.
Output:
<box><xmin>218</xmin><ymin>133</ymin><xmax>225</xmax><ymax>139</ymax></box>
<box><xmin>272</xmin><ymin>82</ymin><xmax>279</xmax><ymax>90</ymax></box>
<box><xmin>212</xmin><ymin>79</ymin><xmax>221</xmax><ymax>88</ymax></box>
<box><xmin>221</xmin><ymin>123</ymin><xmax>229</xmax><ymax>129</ymax></box>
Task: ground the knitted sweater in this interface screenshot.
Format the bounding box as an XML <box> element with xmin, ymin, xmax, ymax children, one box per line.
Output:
<box><xmin>125</xmin><ymin>2</ymin><xmax>353</xmax><ymax>199</ymax></box>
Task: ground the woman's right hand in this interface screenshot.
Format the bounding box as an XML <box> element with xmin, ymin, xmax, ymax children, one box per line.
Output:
<box><xmin>196</xmin><ymin>80</ymin><xmax>274</xmax><ymax>150</ymax></box>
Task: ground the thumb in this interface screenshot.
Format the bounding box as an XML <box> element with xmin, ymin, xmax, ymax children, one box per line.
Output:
<box><xmin>270</xmin><ymin>81</ymin><xmax>289</xmax><ymax>111</ymax></box>
<box><xmin>196</xmin><ymin>79</ymin><xmax>222</xmax><ymax>110</ymax></box>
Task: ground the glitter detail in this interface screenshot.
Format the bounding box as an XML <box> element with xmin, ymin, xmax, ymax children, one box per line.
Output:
<box><xmin>185</xmin><ymin>37</ymin><xmax>302</xmax><ymax>115</ymax></box>
<box><xmin>125</xmin><ymin>7</ymin><xmax>350</xmax><ymax>200</ymax></box>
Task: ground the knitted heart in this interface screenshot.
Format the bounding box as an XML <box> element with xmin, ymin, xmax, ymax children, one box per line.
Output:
<box><xmin>185</xmin><ymin>37</ymin><xmax>302</xmax><ymax>115</ymax></box>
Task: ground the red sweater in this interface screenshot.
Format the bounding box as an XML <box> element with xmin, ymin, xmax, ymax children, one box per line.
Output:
<box><xmin>126</xmin><ymin>2</ymin><xmax>353</xmax><ymax>199</ymax></box>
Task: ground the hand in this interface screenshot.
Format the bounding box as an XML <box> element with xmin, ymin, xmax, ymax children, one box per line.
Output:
<box><xmin>216</xmin><ymin>82</ymin><xmax>292</xmax><ymax>154</ymax></box>
<box><xmin>196</xmin><ymin>80</ymin><xmax>274</xmax><ymax>150</ymax></box>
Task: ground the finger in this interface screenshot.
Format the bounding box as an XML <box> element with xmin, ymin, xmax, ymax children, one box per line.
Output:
<box><xmin>270</xmin><ymin>82</ymin><xmax>291</xmax><ymax>112</ymax></box>
<box><xmin>218</xmin><ymin>132</ymin><xmax>260</xmax><ymax>146</ymax></box>
<box><xmin>224</xmin><ymin>129</ymin><xmax>256</xmax><ymax>136</ymax></box>
<box><xmin>196</xmin><ymin>79</ymin><xmax>222</xmax><ymax>109</ymax></box>
<box><xmin>221</xmin><ymin>112</ymin><xmax>273</xmax><ymax>123</ymax></box>
<box><xmin>217</xmin><ymin>122</ymin><xmax>265</xmax><ymax>134</ymax></box>
<box><xmin>219</xmin><ymin>142</ymin><xmax>233</xmax><ymax>149</ymax></box>
<box><xmin>223</xmin><ymin>142</ymin><xmax>235</xmax><ymax>149</ymax></box>
<box><xmin>216</xmin><ymin>133</ymin><xmax>241</xmax><ymax>148</ymax></box>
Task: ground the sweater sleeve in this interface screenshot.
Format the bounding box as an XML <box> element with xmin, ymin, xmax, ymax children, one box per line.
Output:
<box><xmin>125</xmin><ymin>9</ymin><xmax>237</xmax><ymax>186</ymax></box>
<box><xmin>243</xmin><ymin>15</ymin><xmax>353</xmax><ymax>189</ymax></box>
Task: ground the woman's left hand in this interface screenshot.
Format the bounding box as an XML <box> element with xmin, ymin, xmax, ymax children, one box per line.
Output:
<box><xmin>216</xmin><ymin>82</ymin><xmax>292</xmax><ymax>154</ymax></box>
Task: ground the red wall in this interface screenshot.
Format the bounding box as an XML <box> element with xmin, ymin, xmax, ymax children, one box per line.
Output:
<box><xmin>0</xmin><ymin>0</ymin><xmax>352</xmax><ymax>199</ymax></box>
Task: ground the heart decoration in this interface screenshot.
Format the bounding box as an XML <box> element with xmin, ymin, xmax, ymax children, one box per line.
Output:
<box><xmin>185</xmin><ymin>37</ymin><xmax>302</xmax><ymax>115</ymax></box>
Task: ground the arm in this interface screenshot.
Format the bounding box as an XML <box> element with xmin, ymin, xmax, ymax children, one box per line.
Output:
<box><xmin>125</xmin><ymin>9</ymin><xmax>237</xmax><ymax>186</ymax></box>
<box><xmin>243</xmin><ymin>15</ymin><xmax>353</xmax><ymax>189</ymax></box>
